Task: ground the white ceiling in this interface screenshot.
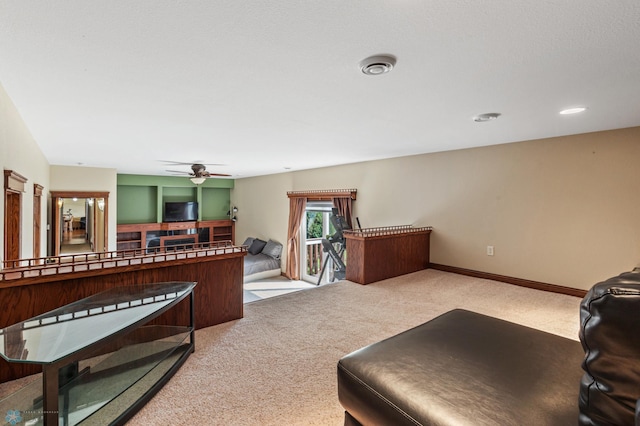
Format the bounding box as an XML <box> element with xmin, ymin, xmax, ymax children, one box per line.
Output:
<box><xmin>1</xmin><ymin>1</ymin><xmax>639</xmax><ymax>179</ymax></box>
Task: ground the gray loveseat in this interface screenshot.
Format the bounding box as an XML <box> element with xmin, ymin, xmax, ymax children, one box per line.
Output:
<box><xmin>242</xmin><ymin>237</ymin><xmax>283</xmax><ymax>283</ymax></box>
<box><xmin>337</xmin><ymin>270</ymin><xmax>640</xmax><ymax>425</ymax></box>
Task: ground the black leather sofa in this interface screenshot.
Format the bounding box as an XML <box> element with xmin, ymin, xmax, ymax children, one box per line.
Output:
<box><xmin>337</xmin><ymin>270</ymin><xmax>640</xmax><ymax>425</ymax></box>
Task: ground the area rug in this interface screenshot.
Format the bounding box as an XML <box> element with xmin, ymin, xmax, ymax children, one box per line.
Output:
<box><xmin>129</xmin><ymin>269</ymin><xmax>581</xmax><ymax>425</ymax></box>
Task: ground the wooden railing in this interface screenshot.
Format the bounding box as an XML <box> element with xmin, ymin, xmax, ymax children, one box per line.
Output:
<box><xmin>344</xmin><ymin>225</ymin><xmax>433</xmax><ymax>238</ymax></box>
<box><xmin>306</xmin><ymin>239</ymin><xmax>323</xmax><ymax>276</ymax></box>
<box><xmin>0</xmin><ymin>241</ymin><xmax>245</xmax><ymax>282</ymax></box>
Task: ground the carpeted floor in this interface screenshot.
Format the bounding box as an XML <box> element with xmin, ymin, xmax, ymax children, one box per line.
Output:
<box><xmin>129</xmin><ymin>269</ymin><xmax>582</xmax><ymax>425</ymax></box>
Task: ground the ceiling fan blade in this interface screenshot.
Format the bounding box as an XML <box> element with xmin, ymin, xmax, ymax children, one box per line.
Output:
<box><xmin>160</xmin><ymin>160</ymin><xmax>226</xmax><ymax>166</ymax></box>
<box><xmin>165</xmin><ymin>169</ymin><xmax>192</xmax><ymax>175</ymax></box>
<box><xmin>206</xmin><ymin>173</ymin><xmax>232</xmax><ymax>177</ymax></box>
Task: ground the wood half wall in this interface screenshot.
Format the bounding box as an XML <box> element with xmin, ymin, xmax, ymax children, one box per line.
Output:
<box><xmin>0</xmin><ymin>250</ymin><xmax>245</xmax><ymax>383</ymax></box>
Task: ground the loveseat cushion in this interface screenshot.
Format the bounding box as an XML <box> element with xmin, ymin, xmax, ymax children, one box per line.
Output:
<box><xmin>248</xmin><ymin>238</ymin><xmax>267</xmax><ymax>255</ymax></box>
<box><xmin>338</xmin><ymin>309</ymin><xmax>584</xmax><ymax>426</ymax></box>
<box><xmin>262</xmin><ymin>239</ymin><xmax>283</xmax><ymax>260</ymax></box>
<box><xmin>579</xmin><ymin>270</ymin><xmax>640</xmax><ymax>425</ymax></box>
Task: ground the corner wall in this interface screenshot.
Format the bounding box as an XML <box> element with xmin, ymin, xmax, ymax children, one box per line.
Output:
<box><xmin>0</xmin><ymin>83</ymin><xmax>50</xmax><ymax>263</ymax></box>
<box><xmin>233</xmin><ymin>127</ymin><xmax>640</xmax><ymax>290</ymax></box>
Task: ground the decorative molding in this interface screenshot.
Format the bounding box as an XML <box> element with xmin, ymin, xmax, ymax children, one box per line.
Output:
<box><xmin>286</xmin><ymin>189</ymin><xmax>357</xmax><ymax>200</ymax></box>
<box><xmin>344</xmin><ymin>225</ymin><xmax>432</xmax><ymax>238</ymax></box>
<box><xmin>50</xmin><ymin>191</ymin><xmax>110</xmax><ymax>198</ymax></box>
<box><xmin>33</xmin><ymin>184</ymin><xmax>44</xmax><ymax>196</ymax></box>
<box><xmin>429</xmin><ymin>263</ymin><xmax>587</xmax><ymax>298</ymax></box>
<box><xmin>4</xmin><ymin>170</ymin><xmax>27</xmax><ymax>193</ymax></box>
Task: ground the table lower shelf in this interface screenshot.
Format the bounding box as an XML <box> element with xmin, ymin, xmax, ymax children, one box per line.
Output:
<box><xmin>0</xmin><ymin>325</ymin><xmax>193</xmax><ymax>425</ymax></box>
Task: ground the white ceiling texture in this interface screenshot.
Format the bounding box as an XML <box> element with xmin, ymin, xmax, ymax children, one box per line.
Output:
<box><xmin>1</xmin><ymin>1</ymin><xmax>639</xmax><ymax>179</ymax></box>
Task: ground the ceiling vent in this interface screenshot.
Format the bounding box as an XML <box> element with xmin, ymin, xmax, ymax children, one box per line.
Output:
<box><xmin>359</xmin><ymin>55</ymin><xmax>396</xmax><ymax>75</ymax></box>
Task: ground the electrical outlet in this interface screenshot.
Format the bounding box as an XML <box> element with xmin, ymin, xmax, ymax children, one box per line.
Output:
<box><xmin>487</xmin><ymin>246</ymin><xmax>494</xmax><ymax>256</ymax></box>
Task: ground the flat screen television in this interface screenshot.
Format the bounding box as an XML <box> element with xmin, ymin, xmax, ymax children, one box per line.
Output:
<box><xmin>164</xmin><ymin>201</ymin><xmax>198</xmax><ymax>222</ymax></box>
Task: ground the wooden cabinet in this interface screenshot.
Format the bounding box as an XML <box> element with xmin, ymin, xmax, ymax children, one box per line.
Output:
<box><xmin>116</xmin><ymin>220</ymin><xmax>235</xmax><ymax>252</ymax></box>
<box><xmin>344</xmin><ymin>226</ymin><xmax>432</xmax><ymax>285</ymax></box>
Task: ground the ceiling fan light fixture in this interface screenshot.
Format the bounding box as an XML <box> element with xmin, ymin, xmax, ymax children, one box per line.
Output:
<box><xmin>359</xmin><ymin>55</ymin><xmax>396</xmax><ymax>76</ymax></box>
<box><xmin>190</xmin><ymin>177</ymin><xmax>206</xmax><ymax>185</ymax></box>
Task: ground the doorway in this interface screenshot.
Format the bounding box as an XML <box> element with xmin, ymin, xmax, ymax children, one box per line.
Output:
<box><xmin>50</xmin><ymin>191</ymin><xmax>108</xmax><ymax>257</ymax></box>
<box><xmin>300</xmin><ymin>201</ymin><xmax>337</xmax><ymax>284</ymax></box>
<box><xmin>60</xmin><ymin>197</ymin><xmax>91</xmax><ymax>254</ymax></box>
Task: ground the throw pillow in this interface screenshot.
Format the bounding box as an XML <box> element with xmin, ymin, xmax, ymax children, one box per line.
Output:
<box><xmin>248</xmin><ymin>238</ymin><xmax>267</xmax><ymax>255</ymax></box>
<box><xmin>262</xmin><ymin>239</ymin><xmax>283</xmax><ymax>260</ymax></box>
<box><xmin>242</xmin><ymin>237</ymin><xmax>255</xmax><ymax>247</ymax></box>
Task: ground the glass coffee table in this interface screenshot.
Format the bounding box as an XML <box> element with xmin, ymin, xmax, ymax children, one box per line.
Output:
<box><xmin>0</xmin><ymin>281</ymin><xmax>196</xmax><ymax>425</ymax></box>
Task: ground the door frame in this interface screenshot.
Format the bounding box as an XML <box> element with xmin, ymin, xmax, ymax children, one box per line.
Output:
<box><xmin>300</xmin><ymin>201</ymin><xmax>334</xmax><ymax>284</ymax></box>
<box><xmin>50</xmin><ymin>191</ymin><xmax>109</xmax><ymax>256</ymax></box>
<box><xmin>4</xmin><ymin>170</ymin><xmax>27</xmax><ymax>268</ymax></box>
<box><xmin>33</xmin><ymin>184</ymin><xmax>44</xmax><ymax>260</ymax></box>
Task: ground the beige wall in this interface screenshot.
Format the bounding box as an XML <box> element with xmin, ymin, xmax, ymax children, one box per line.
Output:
<box><xmin>50</xmin><ymin>165</ymin><xmax>118</xmax><ymax>251</ymax></box>
<box><xmin>3</xmin><ymin>73</ymin><xmax>638</xmax><ymax>290</ymax></box>
<box><xmin>233</xmin><ymin>127</ymin><xmax>640</xmax><ymax>290</ymax></box>
<box><xmin>0</xmin><ymin>83</ymin><xmax>50</xmax><ymax>263</ymax></box>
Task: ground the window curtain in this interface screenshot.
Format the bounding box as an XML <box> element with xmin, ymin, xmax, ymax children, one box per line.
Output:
<box><xmin>285</xmin><ymin>197</ymin><xmax>306</xmax><ymax>280</ymax></box>
<box><xmin>332</xmin><ymin>197</ymin><xmax>353</xmax><ymax>229</ymax></box>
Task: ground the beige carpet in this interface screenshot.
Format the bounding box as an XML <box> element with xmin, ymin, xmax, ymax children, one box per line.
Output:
<box><xmin>129</xmin><ymin>269</ymin><xmax>582</xmax><ymax>425</ymax></box>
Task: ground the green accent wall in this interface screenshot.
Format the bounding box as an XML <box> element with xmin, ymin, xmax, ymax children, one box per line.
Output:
<box><xmin>117</xmin><ymin>185</ymin><xmax>158</xmax><ymax>223</ymax></box>
<box><xmin>201</xmin><ymin>188</ymin><xmax>232</xmax><ymax>220</ymax></box>
<box><xmin>117</xmin><ymin>174</ymin><xmax>234</xmax><ymax>224</ymax></box>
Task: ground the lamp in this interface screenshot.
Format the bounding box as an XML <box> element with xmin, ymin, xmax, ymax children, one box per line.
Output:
<box><xmin>227</xmin><ymin>206</ymin><xmax>238</xmax><ymax>222</ymax></box>
<box><xmin>97</xmin><ymin>199</ymin><xmax>105</xmax><ymax>211</ymax></box>
<box><xmin>190</xmin><ymin>176</ymin><xmax>206</xmax><ymax>185</ymax></box>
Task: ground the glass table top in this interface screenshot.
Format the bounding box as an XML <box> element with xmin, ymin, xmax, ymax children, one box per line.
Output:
<box><xmin>0</xmin><ymin>281</ymin><xmax>196</xmax><ymax>364</ymax></box>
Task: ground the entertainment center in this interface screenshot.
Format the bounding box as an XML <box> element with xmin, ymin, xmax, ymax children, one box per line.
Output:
<box><xmin>116</xmin><ymin>219</ymin><xmax>234</xmax><ymax>252</ymax></box>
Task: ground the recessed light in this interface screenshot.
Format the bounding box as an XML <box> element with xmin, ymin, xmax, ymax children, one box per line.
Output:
<box><xmin>559</xmin><ymin>107</ymin><xmax>587</xmax><ymax>115</ymax></box>
<box><xmin>473</xmin><ymin>112</ymin><xmax>501</xmax><ymax>122</ymax></box>
<box><xmin>359</xmin><ymin>55</ymin><xmax>396</xmax><ymax>76</ymax></box>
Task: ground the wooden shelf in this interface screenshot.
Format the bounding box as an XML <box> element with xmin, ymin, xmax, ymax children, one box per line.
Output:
<box><xmin>117</xmin><ymin>220</ymin><xmax>235</xmax><ymax>252</ymax></box>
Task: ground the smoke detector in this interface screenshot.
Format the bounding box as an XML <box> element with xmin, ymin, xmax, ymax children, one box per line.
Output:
<box><xmin>359</xmin><ymin>55</ymin><xmax>396</xmax><ymax>75</ymax></box>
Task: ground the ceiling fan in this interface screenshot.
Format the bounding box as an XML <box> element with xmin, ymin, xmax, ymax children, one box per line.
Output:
<box><xmin>164</xmin><ymin>162</ymin><xmax>231</xmax><ymax>184</ymax></box>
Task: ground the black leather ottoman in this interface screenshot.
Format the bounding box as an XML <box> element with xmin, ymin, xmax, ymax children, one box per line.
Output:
<box><xmin>337</xmin><ymin>309</ymin><xmax>584</xmax><ymax>425</ymax></box>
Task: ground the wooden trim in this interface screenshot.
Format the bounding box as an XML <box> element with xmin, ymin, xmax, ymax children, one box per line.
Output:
<box><xmin>429</xmin><ymin>263</ymin><xmax>587</xmax><ymax>298</ymax></box>
<box><xmin>50</xmin><ymin>191</ymin><xmax>109</xmax><ymax>198</ymax></box>
<box><xmin>51</xmin><ymin>191</ymin><xmax>110</xmax><ymax>255</ymax></box>
<box><xmin>4</xmin><ymin>170</ymin><xmax>27</xmax><ymax>193</ymax></box>
<box><xmin>33</xmin><ymin>186</ymin><xmax>43</xmax><ymax>260</ymax></box>
<box><xmin>33</xmin><ymin>184</ymin><xmax>44</xmax><ymax>196</ymax></box>
<box><xmin>344</xmin><ymin>225</ymin><xmax>432</xmax><ymax>239</ymax></box>
<box><xmin>287</xmin><ymin>189</ymin><xmax>357</xmax><ymax>200</ymax></box>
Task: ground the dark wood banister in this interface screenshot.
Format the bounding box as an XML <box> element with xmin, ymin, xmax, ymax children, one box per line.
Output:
<box><xmin>0</xmin><ymin>241</ymin><xmax>246</xmax><ymax>284</ymax></box>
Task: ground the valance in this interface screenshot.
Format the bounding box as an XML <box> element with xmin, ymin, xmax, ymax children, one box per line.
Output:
<box><xmin>286</xmin><ymin>189</ymin><xmax>357</xmax><ymax>200</ymax></box>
